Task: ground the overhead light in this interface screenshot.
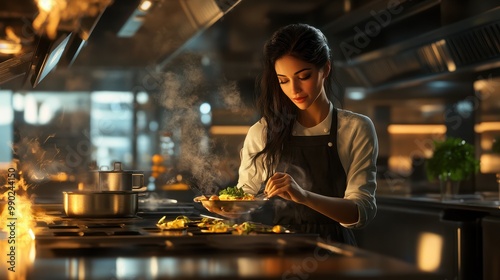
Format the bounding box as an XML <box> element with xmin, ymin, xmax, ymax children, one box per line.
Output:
<box><xmin>387</xmin><ymin>124</ymin><xmax>446</xmax><ymax>134</ymax></box>
<box><xmin>475</xmin><ymin>122</ymin><xmax>500</xmax><ymax>133</ymax></box>
<box><xmin>117</xmin><ymin>3</ymin><xmax>151</xmax><ymax>38</ymax></box>
<box><xmin>139</xmin><ymin>0</ymin><xmax>153</xmax><ymax>12</ymax></box>
<box><xmin>0</xmin><ymin>26</ymin><xmax>22</xmax><ymax>55</ymax></box>
<box><xmin>199</xmin><ymin>102</ymin><xmax>211</xmax><ymax>114</ymax></box>
<box><xmin>345</xmin><ymin>87</ymin><xmax>366</xmax><ymax>100</ymax></box>
<box><xmin>420</xmin><ymin>104</ymin><xmax>443</xmax><ymax>114</ymax></box>
<box><xmin>427</xmin><ymin>81</ymin><xmax>451</xmax><ymax>88</ymax></box>
<box><xmin>0</xmin><ymin>40</ymin><xmax>22</xmax><ymax>55</ymax></box>
<box><xmin>210</xmin><ymin>126</ymin><xmax>250</xmax><ymax>135</ymax></box>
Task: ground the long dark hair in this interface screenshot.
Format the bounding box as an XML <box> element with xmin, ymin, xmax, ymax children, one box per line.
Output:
<box><xmin>251</xmin><ymin>23</ymin><xmax>334</xmax><ymax>178</ymax></box>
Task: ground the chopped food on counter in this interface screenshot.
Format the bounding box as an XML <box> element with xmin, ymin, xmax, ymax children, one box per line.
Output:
<box><xmin>196</xmin><ymin>217</ymin><xmax>220</xmax><ymax>228</ymax></box>
<box><xmin>272</xmin><ymin>225</ymin><xmax>286</xmax><ymax>233</ymax></box>
<box><xmin>232</xmin><ymin>222</ymin><xmax>255</xmax><ymax>235</ymax></box>
<box><xmin>157</xmin><ymin>215</ymin><xmax>289</xmax><ymax>234</ymax></box>
<box><xmin>156</xmin><ymin>215</ymin><xmax>190</xmax><ymax>230</ymax></box>
<box><xmin>201</xmin><ymin>220</ymin><xmax>232</xmax><ymax>233</ymax></box>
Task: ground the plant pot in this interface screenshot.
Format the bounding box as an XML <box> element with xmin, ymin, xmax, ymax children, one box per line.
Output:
<box><xmin>439</xmin><ymin>175</ymin><xmax>460</xmax><ymax>201</ymax></box>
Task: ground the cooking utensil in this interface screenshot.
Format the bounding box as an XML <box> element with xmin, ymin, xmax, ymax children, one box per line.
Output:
<box><xmin>254</xmin><ymin>192</ymin><xmax>268</xmax><ymax>200</ymax></box>
<box><xmin>193</xmin><ymin>196</ymin><xmax>268</xmax><ymax>217</ymax></box>
<box><xmin>92</xmin><ymin>162</ymin><xmax>144</xmax><ymax>191</ymax></box>
<box><xmin>63</xmin><ymin>191</ymin><xmax>138</xmax><ymax>218</ymax></box>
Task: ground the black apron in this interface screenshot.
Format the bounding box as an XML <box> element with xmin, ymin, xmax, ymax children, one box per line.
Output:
<box><xmin>273</xmin><ymin>109</ymin><xmax>357</xmax><ymax>245</ymax></box>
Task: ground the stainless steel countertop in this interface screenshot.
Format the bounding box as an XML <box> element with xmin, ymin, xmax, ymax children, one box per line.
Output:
<box><xmin>0</xmin><ymin>205</ymin><xmax>444</xmax><ymax>280</ymax></box>
<box><xmin>376</xmin><ymin>192</ymin><xmax>500</xmax><ymax>215</ymax></box>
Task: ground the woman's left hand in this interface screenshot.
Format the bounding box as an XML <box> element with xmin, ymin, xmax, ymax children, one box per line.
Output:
<box><xmin>265</xmin><ymin>172</ymin><xmax>307</xmax><ymax>203</ymax></box>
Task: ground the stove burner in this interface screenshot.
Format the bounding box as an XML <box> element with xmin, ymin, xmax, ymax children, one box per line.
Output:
<box><xmin>85</xmin><ymin>224</ymin><xmax>124</xmax><ymax>229</ymax></box>
<box><xmin>82</xmin><ymin>231</ymin><xmax>110</xmax><ymax>236</ymax></box>
<box><xmin>53</xmin><ymin>232</ymin><xmax>83</xmax><ymax>237</ymax></box>
<box><xmin>113</xmin><ymin>231</ymin><xmax>142</xmax><ymax>236</ymax></box>
<box><xmin>48</xmin><ymin>225</ymin><xmax>79</xmax><ymax>229</ymax></box>
<box><xmin>142</xmin><ymin>227</ymin><xmax>161</xmax><ymax>232</ymax></box>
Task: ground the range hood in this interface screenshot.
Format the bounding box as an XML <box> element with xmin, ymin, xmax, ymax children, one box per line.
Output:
<box><xmin>63</xmin><ymin>0</ymin><xmax>242</xmax><ymax>71</ymax></box>
<box><xmin>324</xmin><ymin>0</ymin><xmax>500</xmax><ymax>94</ymax></box>
<box><xmin>0</xmin><ymin>0</ymin><xmax>107</xmax><ymax>87</ymax></box>
<box><xmin>0</xmin><ymin>0</ymin><xmax>242</xmax><ymax>88</ymax></box>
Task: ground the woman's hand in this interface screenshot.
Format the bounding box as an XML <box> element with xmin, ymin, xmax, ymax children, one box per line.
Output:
<box><xmin>265</xmin><ymin>172</ymin><xmax>308</xmax><ymax>203</ymax></box>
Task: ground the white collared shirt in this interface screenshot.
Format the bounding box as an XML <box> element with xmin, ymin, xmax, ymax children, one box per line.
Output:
<box><xmin>237</xmin><ymin>104</ymin><xmax>379</xmax><ymax>229</ymax></box>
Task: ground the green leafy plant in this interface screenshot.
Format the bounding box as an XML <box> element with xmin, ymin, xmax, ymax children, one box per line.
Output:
<box><xmin>426</xmin><ymin>137</ymin><xmax>480</xmax><ymax>182</ymax></box>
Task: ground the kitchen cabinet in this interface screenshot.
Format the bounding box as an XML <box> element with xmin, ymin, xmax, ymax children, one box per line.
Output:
<box><xmin>482</xmin><ymin>216</ymin><xmax>500</xmax><ymax>280</ymax></box>
<box><xmin>354</xmin><ymin>193</ymin><xmax>500</xmax><ymax>280</ymax></box>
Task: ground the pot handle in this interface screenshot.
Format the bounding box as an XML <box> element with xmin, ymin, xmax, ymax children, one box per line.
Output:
<box><xmin>132</xmin><ymin>173</ymin><xmax>144</xmax><ymax>189</ymax></box>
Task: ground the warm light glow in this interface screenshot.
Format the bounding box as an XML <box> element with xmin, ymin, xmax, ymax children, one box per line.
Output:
<box><xmin>388</xmin><ymin>124</ymin><xmax>447</xmax><ymax>134</ymax></box>
<box><xmin>28</xmin><ymin>228</ymin><xmax>35</xmax><ymax>240</ymax></box>
<box><xmin>0</xmin><ymin>40</ymin><xmax>22</xmax><ymax>55</ymax></box>
<box><xmin>480</xmin><ymin>154</ymin><xmax>500</xmax><ymax>173</ymax></box>
<box><xmin>420</xmin><ymin>104</ymin><xmax>443</xmax><ymax>114</ymax></box>
<box><xmin>33</xmin><ymin>0</ymin><xmax>66</xmax><ymax>39</ymax></box>
<box><xmin>33</xmin><ymin>0</ymin><xmax>113</xmax><ymax>39</ymax></box>
<box><xmin>1</xmin><ymin>176</ymin><xmax>38</xmax><ymax>280</ymax></box>
<box><xmin>417</xmin><ymin>232</ymin><xmax>443</xmax><ymax>272</ymax></box>
<box><xmin>139</xmin><ymin>0</ymin><xmax>153</xmax><ymax>11</ymax></box>
<box><xmin>38</xmin><ymin>0</ymin><xmax>55</xmax><ymax>12</ymax></box>
<box><xmin>434</xmin><ymin>40</ymin><xmax>456</xmax><ymax>72</ymax></box>
<box><xmin>388</xmin><ymin>156</ymin><xmax>413</xmax><ymax>175</ymax></box>
<box><xmin>210</xmin><ymin>125</ymin><xmax>250</xmax><ymax>135</ymax></box>
<box><xmin>475</xmin><ymin>122</ymin><xmax>500</xmax><ymax>133</ymax></box>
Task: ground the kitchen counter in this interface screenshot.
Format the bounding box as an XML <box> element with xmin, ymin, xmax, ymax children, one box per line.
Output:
<box><xmin>0</xmin><ymin>203</ymin><xmax>444</xmax><ymax>280</ymax></box>
<box><xmin>377</xmin><ymin>191</ymin><xmax>500</xmax><ymax>215</ymax></box>
<box><xmin>354</xmin><ymin>190</ymin><xmax>500</xmax><ymax>280</ymax></box>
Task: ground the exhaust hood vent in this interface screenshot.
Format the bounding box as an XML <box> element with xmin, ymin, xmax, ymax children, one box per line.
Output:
<box><xmin>447</xmin><ymin>22</ymin><xmax>500</xmax><ymax>67</ymax></box>
<box><xmin>0</xmin><ymin>52</ymin><xmax>33</xmax><ymax>85</ymax></box>
<box><xmin>332</xmin><ymin>3</ymin><xmax>500</xmax><ymax>91</ymax></box>
<box><xmin>155</xmin><ymin>0</ymin><xmax>241</xmax><ymax>70</ymax></box>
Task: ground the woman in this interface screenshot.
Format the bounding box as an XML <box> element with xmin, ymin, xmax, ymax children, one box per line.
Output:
<box><xmin>237</xmin><ymin>23</ymin><xmax>378</xmax><ymax>245</ymax></box>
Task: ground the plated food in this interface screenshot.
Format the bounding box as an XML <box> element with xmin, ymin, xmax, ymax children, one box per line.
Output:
<box><xmin>194</xmin><ymin>186</ymin><xmax>268</xmax><ymax>218</ymax></box>
<box><xmin>210</xmin><ymin>186</ymin><xmax>255</xmax><ymax>200</ymax></box>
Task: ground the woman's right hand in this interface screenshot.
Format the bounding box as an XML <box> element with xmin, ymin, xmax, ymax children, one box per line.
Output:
<box><xmin>265</xmin><ymin>172</ymin><xmax>308</xmax><ymax>204</ymax></box>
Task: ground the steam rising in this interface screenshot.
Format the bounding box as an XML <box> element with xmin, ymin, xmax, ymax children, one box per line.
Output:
<box><xmin>158</xmin><ymin>63</ymin><xmax>246</xmax><ymax>194</ymax></box>
<box><xmin>219</xmin><ymin>81</ymin><xmax>244</xmax><ymax>112</ymax></box>
<box><xmin>13</xmin><ymin>136</ymin><xmax>71</xmax><ymax>183</ymax></box>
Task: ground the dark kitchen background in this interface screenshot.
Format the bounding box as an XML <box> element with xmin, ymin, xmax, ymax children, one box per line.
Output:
<box><xmin>1</xmin><ymin>0</ymin><xmax>500</xmax><ymax>196</ymax></box>
<box><xmin>1</xmin><ymin>0</ymin><xmax>500</xmax><ymax>279</ymax></box>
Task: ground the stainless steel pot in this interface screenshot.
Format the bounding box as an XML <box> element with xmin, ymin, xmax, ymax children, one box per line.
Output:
<box><xmin>92</xmin><ymin>162</ymin><xmax>144</xmax><ymax>191</ymax></box>
<box><xmin>63</xmin><ymin>191</ymin><xmax>138</xmax><ymax>218</ymax></box>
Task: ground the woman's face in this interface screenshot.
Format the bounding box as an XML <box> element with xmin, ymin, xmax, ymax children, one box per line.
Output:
<box><xmin>275</xmin><ymin>55</ymin><xmax>329</xmax><ymax>110</ymax></box>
